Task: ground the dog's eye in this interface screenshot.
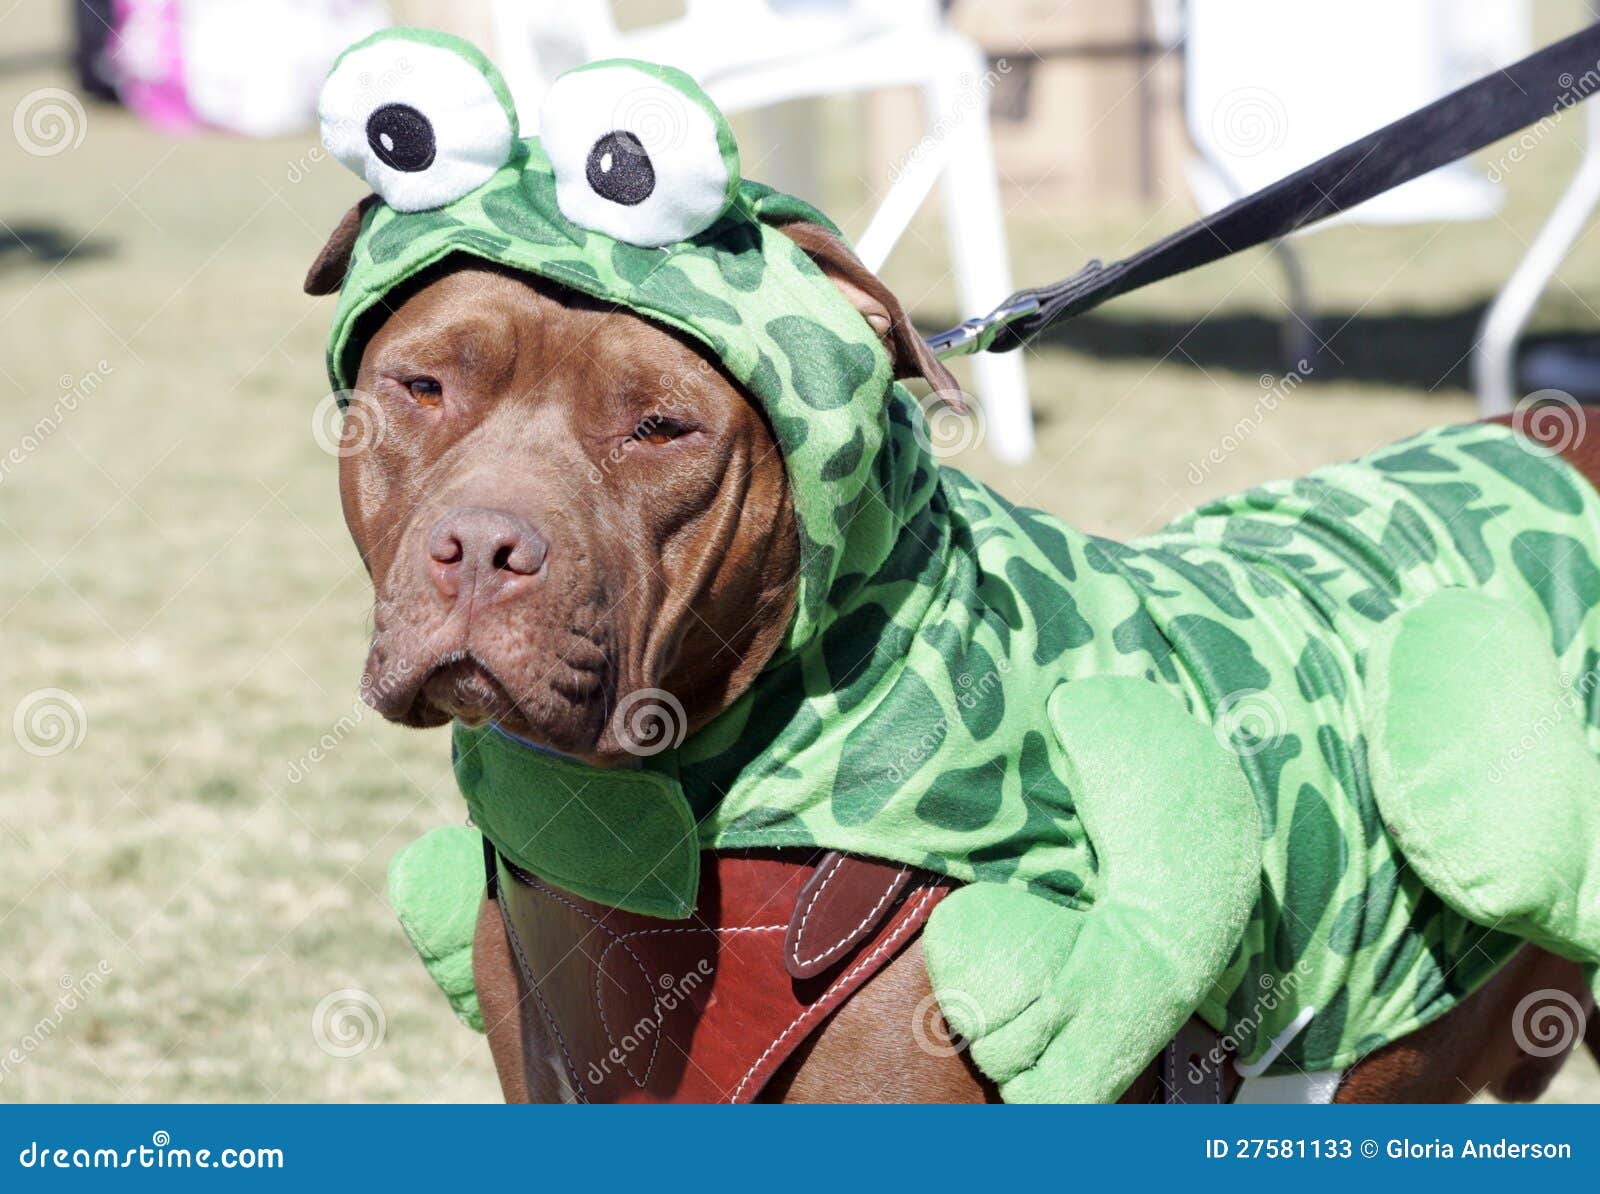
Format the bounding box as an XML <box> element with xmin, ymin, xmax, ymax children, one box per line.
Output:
<box><xmin>540</xmin><ymin>61</ymin><xmax>738</xmax><ymax>247</ymax></box>
<box><xmin>319</xmin><ymin>32</ymin><xmax>518</xmax><ymax>212</ymax></box>
<box><xmin>632</xmin><ymin>415</ymin><xmax>692</xmax><ymax>445</ymax></box>
<box><xmin>406</xmin><ymin>377</ymin><xmax>444</xmax><ymax>406</ymax></box>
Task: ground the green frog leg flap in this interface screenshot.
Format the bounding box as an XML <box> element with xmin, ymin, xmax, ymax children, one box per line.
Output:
<box><xmin>388</xmin><ymin>825</ymin><xmax>488</xmax><ymax>1032</ymax></box>
<box><xmin>923</xmin><ymin>677</ymin><xmax>1261</xmax><ymax>1103</ymax></box>
<box><xmin>1368</xmin><ymin>588</ymin><xmax>1600</xmax><ymax>968</ymax></box>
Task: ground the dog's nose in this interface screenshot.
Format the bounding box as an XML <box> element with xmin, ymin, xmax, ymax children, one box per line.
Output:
<box><xmin>426</xmin><ymin>506</ymin><xmax>548</xmax><ymax>602</ymax></box>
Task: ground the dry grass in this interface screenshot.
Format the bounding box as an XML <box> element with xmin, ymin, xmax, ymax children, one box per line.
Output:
<box><xmin>1</xmin><ymin>3</ymin><xmax>1595</xmax><ymax>1101</ymax></box>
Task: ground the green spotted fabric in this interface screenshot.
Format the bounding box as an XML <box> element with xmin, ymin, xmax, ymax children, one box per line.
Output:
<box><xmin>683</xmin><ymin>421</ymin><xmax>1600</xmax><ymax>1076</ymax></box>
<box><xmin>322</xmin><ymin>31</ymin><xmax>1600</xmax><ymax>1095</ymax></box>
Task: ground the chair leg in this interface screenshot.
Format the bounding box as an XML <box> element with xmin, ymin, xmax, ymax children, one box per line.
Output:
<box><xmin>1474</xmin><ymin>103</ymin><xmax>1600</xmax><ymax>416</ymax></box>
<box><xmin>925</xmin><ymin>35</ymin><xmax>1034</xmax><ymax>462</ymax></box>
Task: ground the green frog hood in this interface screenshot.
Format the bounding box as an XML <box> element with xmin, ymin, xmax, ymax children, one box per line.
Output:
<box><xmin>320</xmin><ymin>29</ymin><xmax>1600</xmax><ymax>1101</ymax></box>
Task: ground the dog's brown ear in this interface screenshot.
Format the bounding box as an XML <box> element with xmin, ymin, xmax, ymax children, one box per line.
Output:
<box><xmin>305</xmin><ymin>194</ymin><xmax>380</xmax><ymax>296</ymax></box>
<box><xmin>774</xmin><ymin>220</ymin><xmax>964</xmax><ymax>411</ymax></box>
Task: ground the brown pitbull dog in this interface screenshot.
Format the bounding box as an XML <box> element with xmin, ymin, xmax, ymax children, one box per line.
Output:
<box><xmin>320</xmin><ymin>220</ymin><xmax>1597</xmax><ymax>1103</ymax></box>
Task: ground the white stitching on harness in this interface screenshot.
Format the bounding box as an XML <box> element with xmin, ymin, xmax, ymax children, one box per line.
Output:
<box><xmin>594</xmin><ymin>923</ymin><xmax>788</xmax><ymax>1061</ymax></box>
<box><xmin>730</xmin><ymin>883</ymin><xmax>938</xmax><ymax>1103</ymax></box>
<box><xmin>791</xmin><ymin>858</ymin><xmax>911</xmax><ymax>970</ymax></box>
<box><xmin>525</xmin><ymin>875</ymin><xmax>667</xmax><ymax>1089</ymax></box>
<box><xmin>497</xmin><ymin>892</ymin><xmax>588</xmax><ymax>1102</ymax></box>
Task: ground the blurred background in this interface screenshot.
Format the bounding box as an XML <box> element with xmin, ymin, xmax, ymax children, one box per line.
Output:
<box><xmin>3</xmin><ymin>0</ymin><xmax>1600</xmax><ymax>1101</ymax></box>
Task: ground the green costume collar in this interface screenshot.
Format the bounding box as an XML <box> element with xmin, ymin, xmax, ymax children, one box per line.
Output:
<box><xmin>455</xmin><ymin>725</ymin><xmax>699</xmax><ymax>919</ymax></box>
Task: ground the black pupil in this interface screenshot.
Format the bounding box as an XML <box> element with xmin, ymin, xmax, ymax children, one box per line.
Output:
<box><xmin>366</xmin><ymin>103</ymin><xmax>436</xmax><ymax>173</ymax></box>
<box><xmin>585</xmin><ymin>130</ymin><xmax>655</xmax><ymax>206</ymax></box>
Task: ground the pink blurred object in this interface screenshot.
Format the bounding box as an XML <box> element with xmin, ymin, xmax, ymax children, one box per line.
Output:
<box><xmin>106</xmin><ymin>0</ymin><xmax>389</xmax><ymax>138</ymax></box>
<box><xmin>109</xmin><ymin>0</ymin><xmax>200</xmax><ymax>132</ymax></box>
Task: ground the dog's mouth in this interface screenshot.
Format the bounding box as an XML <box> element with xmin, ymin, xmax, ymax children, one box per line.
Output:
<box><xmin>415</xmin><ymin>653</ymin><xmax>516</xmax><ymax>727</ymax></box>
<box><xmin>362</xmin><ymin>633</ymin><xmax>617</xmax><ymax>750</ymax></box>
<box><xmin>361</xmin><ymin>647</ymin><xmax>511</xmax><ymax>728</ymax></box>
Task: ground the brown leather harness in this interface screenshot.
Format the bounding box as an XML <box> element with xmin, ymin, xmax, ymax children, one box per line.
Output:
<box><xmin>489</xmin><ymin>845</ymin><xmax>1229</xmax><ymax>1103</ymax></box>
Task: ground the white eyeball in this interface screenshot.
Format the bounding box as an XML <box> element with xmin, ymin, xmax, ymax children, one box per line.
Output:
<box><xmin>319</xmin><ymin>33</ymin><xmax>517</xmax><ymax>212</ymax></box>
<box><xmin>539</xmin><ymin>61</ymin><xmax>737</xmax><ymax>247</ymax></box>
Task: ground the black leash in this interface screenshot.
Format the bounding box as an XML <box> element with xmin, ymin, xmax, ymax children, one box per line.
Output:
<box><xmin>928</xmin><ymin>20</ymin><xmax>1600</xmax><ymax>358</ymax></box>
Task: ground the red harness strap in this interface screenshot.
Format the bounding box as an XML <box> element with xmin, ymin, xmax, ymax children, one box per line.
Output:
<box><xmin>492</xmin><ymin>848</ymin><xmax>948</xmax><ymax>1102</ymax></box>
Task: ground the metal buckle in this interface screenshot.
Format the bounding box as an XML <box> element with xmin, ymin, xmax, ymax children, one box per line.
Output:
<box><xmin>924</xmin><ymin>294</ymin><xmax>1041</xmax><ymax>359</ymax></box>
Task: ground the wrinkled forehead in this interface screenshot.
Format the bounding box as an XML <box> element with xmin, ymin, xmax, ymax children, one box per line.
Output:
<box><xmin>358</xmin><ymin>258</ymin><xmax>747</xmax><ymax>407</ymax></box>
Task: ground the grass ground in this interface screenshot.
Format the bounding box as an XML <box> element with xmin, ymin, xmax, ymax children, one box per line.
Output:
<box><xmin>1</xmin><ymin>4</ymin><xmax>1596</xmax><ymax>1101</ymax></box>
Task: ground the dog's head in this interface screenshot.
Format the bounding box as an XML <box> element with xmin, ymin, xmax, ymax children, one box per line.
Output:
<box><xmin>313</xmin><ymin>223</ymin><xmax>952</xmax><ymax>764</ymax></box>
<box><xmin>307</xmin><ymin>33</ymin><xmax>956</xmax><ymax>764</ymax></box>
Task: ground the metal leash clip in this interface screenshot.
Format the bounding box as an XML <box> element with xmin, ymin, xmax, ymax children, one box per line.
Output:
<box><xmin>924</xmin><ymin>293</ymin><xmax>1042</xmax><ymax>360</ymax></box>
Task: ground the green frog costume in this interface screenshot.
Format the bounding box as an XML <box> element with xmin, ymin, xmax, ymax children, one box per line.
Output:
<box><xmin>317</xmin><ymin>29</ymin><xmax>1600</xmax><ymax>1102</ymax></box>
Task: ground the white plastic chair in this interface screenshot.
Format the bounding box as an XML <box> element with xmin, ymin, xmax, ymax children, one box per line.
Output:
<box><xmin>1177</xmin><ymin>0</ymin><xmax>1529</xmax><ymax>367</ymax></box>
<box><xmin>1475</xmin><ymin>4</ymin><xmax>1600</xmax><ymax>415</ymax></box>
<box><xmin>488</xmin><ymin>0</ymin><xmax>1035</xmax><ymax>461</ymax></box>
<box><xmin>1183</xmin><ymin>0</ymin><xmax>1522</xmax><ymax>225</ymax></box>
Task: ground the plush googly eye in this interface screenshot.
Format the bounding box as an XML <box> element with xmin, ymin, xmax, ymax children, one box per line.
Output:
<box><xmin>319</xmin><ymin>31</ymin><xmax>519</xmax><ymax>213</ymax></box>
<box><xmin>540</xmin><ymin>60</ymin><xmax>738</xmax><ymax>247</ymax></box>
